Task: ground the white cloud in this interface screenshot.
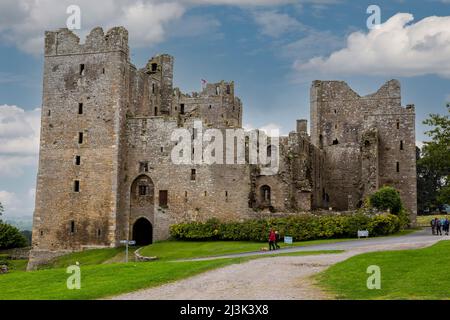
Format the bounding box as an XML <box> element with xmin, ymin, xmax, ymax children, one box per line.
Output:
<box><xmin>0</xmin><ymin>189</ymin><xmax>35</xmax><ymax>218</ymax></box>
<box><xmin>244</xmin><ymin>122</ymin><xmax>283</xmax><ymax>136</ymax></box>
<box><xmin>0</xmin><ymin>105</ymin><xmax>40</xmax><ymax>177</ymax></box>
<box><xmin>253</xmin><ymin>10</ymin><xmax>301</xmax><ymax>37</ymax></box>
<box><xmin>295</xmin><ymin>13</ymin><xmax>450</xmax><ymax>78</ymax></box>
<box><xmin>0</xmin><ymin>0</ymin><xmax>342</xmax><ymax>55</ymax></box>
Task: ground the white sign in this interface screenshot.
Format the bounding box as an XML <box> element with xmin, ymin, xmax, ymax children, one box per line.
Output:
<box><xmin>120</xmin><ymin>240</ymin><xmax>136</xmax><ymax>245</ymax></box>
<box><xmin>284</xmin><ymin>236</ymin><xmax>293</xmax><ymax>244</ymax></box>
<box><xmin>358</xmin><ymin>230</ymin><xmax>369</xmax><ymax>238</ymax></box>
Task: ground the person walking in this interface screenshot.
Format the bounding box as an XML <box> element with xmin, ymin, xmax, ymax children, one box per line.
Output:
<box><xmin>274</xmin><ymin>231</ymin><xmax>281</xmax><ymax>249</ymax></box>
<box><xmin>431</xmin><ymin>218</ymin><xmax>436</xmax><ymax>235</ymax></box>
<box><xmin>435</xmin><ymin>218</ymin><xmax>442</xmax><ymax>236</ymax></box>
<box><xmin>268</xmin><ymin>228</ymin><xmax>277</xmax><ymax>250</ymax></box>
<box><xmin>444</xmin><ymin>218</ymin><xmax>450</xmax><ymax>236</ymax></box>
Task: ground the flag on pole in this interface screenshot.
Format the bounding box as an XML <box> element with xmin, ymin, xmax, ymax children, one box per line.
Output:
<box><xmin>201</xmin><ymin>79</ymin><xmax>207</xmax><ymax>90</ymax></box>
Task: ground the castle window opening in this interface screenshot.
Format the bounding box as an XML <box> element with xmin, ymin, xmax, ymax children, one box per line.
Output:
<box><xmin>74</xmin><ymin>180</ymin><xmax>80</xmax><ymax>192</ymax></box>
<box><xmin>191</xmin><ymin>169</ymin><xmax>196</xmax><ymax>181</ymax></box>
<box><xmin>160</xmin><ymin>146</ymin><xmax>164</xmax><ymax>153</ymax></box>
<box><xmin>75</xmin><ymin>155</ymin><xmax>81</xmax><ymax>166</ymax></box>
<box><xmin>267</xmin><ymin>145</ymin><xmax>272</xmax><ymax>157</ymax></box>
<box><xmin>260</xmin><ymin>185</ymin><xmax>271</xmax><ymax>205</ymax></box>
<box><xmin>332</xmin><ymin>139</ymin><xmax>339</xmax><ymax>145</ymax></box>
<box><xmin>400</xmin><ymin>140</ymin><xmax>404</xmax><ymax>150</ymax></box>
<box><xmin>78</xmin><ymin>132</ymin><xmax>83</xmax><ymax>144</ymax></box>
<box><xmin>139</xmin><ymin>185</ymin><xmax>148</xmax><ymax>196</ymax></box>
<box><xmin>79</xmin><ymin>64</ymin><xmax>85</xmax><ymax>76</ymax></box>
<box><xmin>226</xmin><ymin>85</ymin><xmax>231</xmax><ymax>94</ymax></box>
<box><xmin>396</xmin><ymin>120</ymin><xmax>400</xmax><ymax>129</ymax></box>
<box><xmin>152</xmin><ymin>83</ymin><xmax>155</xmax><ymax>94</ymax></box>
<box><xmin>48</xmin><ymin>109</ymin><xmax>51</xmax><ymax>116</ymax></box>
<box><xmin>40</xmin><ymin>230</ymin><xmax>44</xmax><ymax>236</ymax></box>
<box><xmin>204</xmin><ymin>191</ymin><xmax>207</xmax><ymax>196</ymax></box>
<box><xmin>139</xmin><ymin>161</ymin><xmax>149</xmax><ymax>173</ymax></box>
<box><xmin>102</xmin><ymin>68</ymin><xmax>105</xmax><ymax>74</ymax></box>
<box><xmin>151</xmin><ymin>63</ymin><xmax>157</xmax><ymax>72</ymax></box>
<box><xmin>180</xmin><ymin>104</ymin><xmax>185</xmax><ymax>114</ymax></box>
<box><xmin>209</xmin><ymin>105</ymin><xmax>212</xmax><ymax>109</ymax></box>
<box><xmin>225</xmin><ymin>191</ymin><xmax>228</xmax><ymax>201</ymax></box>
<box><xmin>70</xmin><ymin>221</ymin><xmax>75</xmax><ymax>233</ymax></box>
<box><xmin>154</xmin><ymin>107</ymin><xmax>158</xmax><ymax>116</ymax></box>
<box><xmin>159</xmin><ymin>190</ymin><xmax>168</xmax><ymax>207</ymax></box>
<box><xmin>78</xmin><ymin>103</ymin><xmax>83</xmax><ymax>115</ymax></box>
<box><xmin>396</xmin><ymin>162</ymin><xmax>400</xmax><ymax>173</ymax></box>
<box><xmin>334</xmin><ymin>109</ymin><xmax>337</xmax><ymax>114</ymax></box>
<box><xmin>97</xmin><ymin>229</ymin><xmax>101</xmax><ymax>237</ymax></box>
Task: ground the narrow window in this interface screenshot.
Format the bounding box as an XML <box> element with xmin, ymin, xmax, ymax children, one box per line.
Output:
<box><xmin>139</xmin><ymin>185</ymin><xmax>148</xmax><ymax>196</ymax></box>
<box><xmin>40</xmin><ymin>230</ymin><xmax>44</xmax><ymax>236</ymax></box>
<box><xmin>226</xmin><ymin>85</ymin><xmax>231</xmax><ymax>94</ymax></box>
<box><xmin>102</xmin><ymin>68</ymin><xmax>105</xmax><ymax>74</ymax></box>
<box><xmin>70</xmin><ymin>221</ymin><xmax>75</xmax><ymax>233</ymax></box>
<box><xmin>97</xmin><ymin>229</ymin><xmax>101</xmax><ymax>237</ymax></box>
<box><xmin>78</xmin><ymin>132</ymin><xmax>83</xmax><ymax>144</ymax></box>
<box><xmin>204</xmin><ymin>191</ymin><xmax>207</xmax><ymax>196</ymax></box>
<box><xmin>225</xmin><ymin>191</ymin><xmax>228</xmax><ymax>202</ymax></box>
<box><xmin>79</xmin><ymin>64</ymin><xmax>85</xmax><ymax>76</ymax></box>
<box><xmin>334</xmin><ymin>109</ymin><xmax>337</xmax><ymax>114</ymax></box>
<box><xmin>209</xmin><ymin>105</ymin><xmax>212</xmax><ymax>109</ymax></box>
<box><xmin>154</xmin><ymin>107</ymin><xmax>158</xmax><ymax>116</ymax></box>
<box><xmin>184</xmin><ymin>191</ymin><xmax>188</xmax><ymax>202</ymax></box>
<box><xmin>78</xmin><ymin>103</ymin><xmax>83</xmax><ymax>115</ymax></box>
<box><xmin>400</xmin><ymin>140</ymin><xmax>404</xmax><ymax>150</ymax></box>
<box><xmin>396</xmin><ymin>162</ymin><xmax>400</xmax><ymax>173</ymax></box>
<box><xmin>159</xmin><ymin>190</ymin><xmax>168</xmax><ymax>207</ymax></box>
<box><xmin>396</xmin><ymin>120</ymin><xmax>400</xmax><ymax>129</ymax></box>
<box><xmin>74</xmin><ymin>180</ymin><xmax>80</xmax><ymax>192</ymax></box>
<box><xmin>191</xmin><ymin>169</ymin><xmax>196</xmax><ymax>181</ymax></box>
<box><xmin>180</xmin><ymin>104</ymin><xmax>185</xmax><ymax>115</ymax></box>
<box><xmin>151</xmin><ymin>63</ymin><xmax>157</xmax><ymax>72</ymax></box>
<box><xmin>75</xmin><ymin>155</ymin><xmax>81</xmax><ymax>165</ymax></box>
<box><xmin>152</xmin><ymin>83</ymin><xmax>155</xmax><ymax>94</ymax></box>
<box><xmin>48</xmin><ymin>109</ymin><xmax>51</xmax><ymax>116</ymax></box>
<box><xmin>139</xmin><ymin>161</ymin><xmax>149</xmax><ymax>172</ymax></box>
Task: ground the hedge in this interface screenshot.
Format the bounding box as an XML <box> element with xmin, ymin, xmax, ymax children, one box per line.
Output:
<box><xmin>169</xmin><ymin>213</ymin><xmax>401</xmax><ymax>242</ymax></box>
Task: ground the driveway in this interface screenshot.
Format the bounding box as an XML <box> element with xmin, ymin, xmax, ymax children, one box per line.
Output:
<box><xmin>111</xmin><ymin>229</ymin><xmax>445</xmax><ymax>300</ymax></box>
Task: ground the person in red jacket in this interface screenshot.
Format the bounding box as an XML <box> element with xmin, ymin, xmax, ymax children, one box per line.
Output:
<box><xmin>269</xmin><ymin>228</ymin><xmax>277</xmax><ymax>250</ymax></box>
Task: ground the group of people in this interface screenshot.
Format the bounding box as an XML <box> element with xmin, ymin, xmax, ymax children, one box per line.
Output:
<box><xmin>430</xmin><ymin>217</ymin><xmax>450</xmax><ymax>236</ymax></box>
<box><xmin>268</xmin><ymin>228</ymin><xmax>281</xmax><ymax>250</ymax></box>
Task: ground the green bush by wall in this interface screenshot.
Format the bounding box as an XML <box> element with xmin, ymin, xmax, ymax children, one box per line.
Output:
<box><xmin>169</xmin><ymin>213</ymin><xmax>401</xmax><ymax>242</ymax></box>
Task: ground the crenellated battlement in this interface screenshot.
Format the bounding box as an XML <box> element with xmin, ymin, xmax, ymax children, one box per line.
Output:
<box><xmin>45</xmin><ymin>26</ymin><xmax>129</xmax><ymax>56</ymax></box>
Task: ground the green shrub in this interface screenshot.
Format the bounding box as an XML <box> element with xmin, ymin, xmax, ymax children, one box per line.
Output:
<box><xmin>369</xmin><ymin>186</ymin><xmax>403</xmax><ymax>214</ymax></box>
<box><xmin>169</xmin><ymin>213</ymin><xmax>400</xmax><ymax>242</ymax></box>
<box><xmin>0</xmin><ymin>221</ymin><xmax>28</xmax><ymax>250</ymax></box>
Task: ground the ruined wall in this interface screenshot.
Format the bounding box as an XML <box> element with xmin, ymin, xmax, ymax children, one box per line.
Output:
<box><xmin>124</xmin><ymin>117</ymin><xmax>253</xmax><ymax>241</ymax></box>
<box><xmin>310</xmin><ymin>80</ymin><xmax>417</xmax><ymax>219</ymax></box>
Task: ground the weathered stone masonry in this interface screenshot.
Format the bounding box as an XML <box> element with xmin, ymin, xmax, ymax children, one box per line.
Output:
<box><xmin>28</xmin><ymin>26</ymin><xmax>416</xmax><ymax>269</ymax></box>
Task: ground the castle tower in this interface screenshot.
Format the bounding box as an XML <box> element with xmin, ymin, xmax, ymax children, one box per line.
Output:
<box><xmin>28</xmin><ymin>27</ymin><xmax>130</xmax><ymax>269</ymax></box>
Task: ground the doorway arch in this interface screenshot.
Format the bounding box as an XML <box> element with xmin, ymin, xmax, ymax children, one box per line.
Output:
<box><xmin>132</xmin><ymin>217</ymin><xmax>153</xmax><ymax>245</ymax></box>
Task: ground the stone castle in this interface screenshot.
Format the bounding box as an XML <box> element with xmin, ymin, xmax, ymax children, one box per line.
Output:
<box><xmin>28</xmin><ymin>27</ymin><xmax>417</xmax><ymax>268</ymax></box>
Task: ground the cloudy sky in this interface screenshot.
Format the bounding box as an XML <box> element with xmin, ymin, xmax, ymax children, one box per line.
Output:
<box><xmin>1</xmin><ymin>0</ymin><xmax>450</xmax><ymax>220</ymax></box>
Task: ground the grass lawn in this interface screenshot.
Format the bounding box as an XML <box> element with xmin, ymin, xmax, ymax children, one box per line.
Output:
<box><xmin>40</xmin><ymin>247</ymin><xmax>134</xmax><ymax>269</ymax></box>
<box><xmin>0</xmin><ymin>250</ymin><xmax>339</xmax><ymax>300</ymax></box>
<box><xmin>317</xmin><ymin>240</ymin><xmax>450</xmax><ymax>300</ymax></box>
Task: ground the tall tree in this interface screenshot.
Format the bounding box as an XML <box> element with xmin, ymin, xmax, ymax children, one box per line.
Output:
<box><xmin>417</xmin><ymin>104</ymin><xmax>450</xmax><ymax>211</ymax></box>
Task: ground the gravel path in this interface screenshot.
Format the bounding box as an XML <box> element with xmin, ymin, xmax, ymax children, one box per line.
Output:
<box><xmin>111</xmin><ymin>229</ymin><xmax>444</xmax><ymax>300</ymax></box>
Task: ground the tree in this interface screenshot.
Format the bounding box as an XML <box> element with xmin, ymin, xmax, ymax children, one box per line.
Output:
<box><xmin>369</xmin><ymin>186</ymin><xmax>403</xmax><ymax>215</ymax></box>
<box><xmin>0</xmin><ymin>221</ymin><xmax>27</xmax><ymax>249</ymax></box>
<box><xmin>417</xmin><ymin>104</ymin><xmax>450</xmax><ymax>211</ymax></box>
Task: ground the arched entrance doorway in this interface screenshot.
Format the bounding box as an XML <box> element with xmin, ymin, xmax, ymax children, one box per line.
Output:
<box><xmin>132</xmin><ymin>218</ymin><xmax>153</xmax><ymax>245</ymax></box>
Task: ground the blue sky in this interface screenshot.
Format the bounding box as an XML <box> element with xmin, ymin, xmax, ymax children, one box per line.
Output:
<box><xmin>1</xmin><ymin>0</ymin><xmax>449</xmax><ymax>221</ymax></box>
